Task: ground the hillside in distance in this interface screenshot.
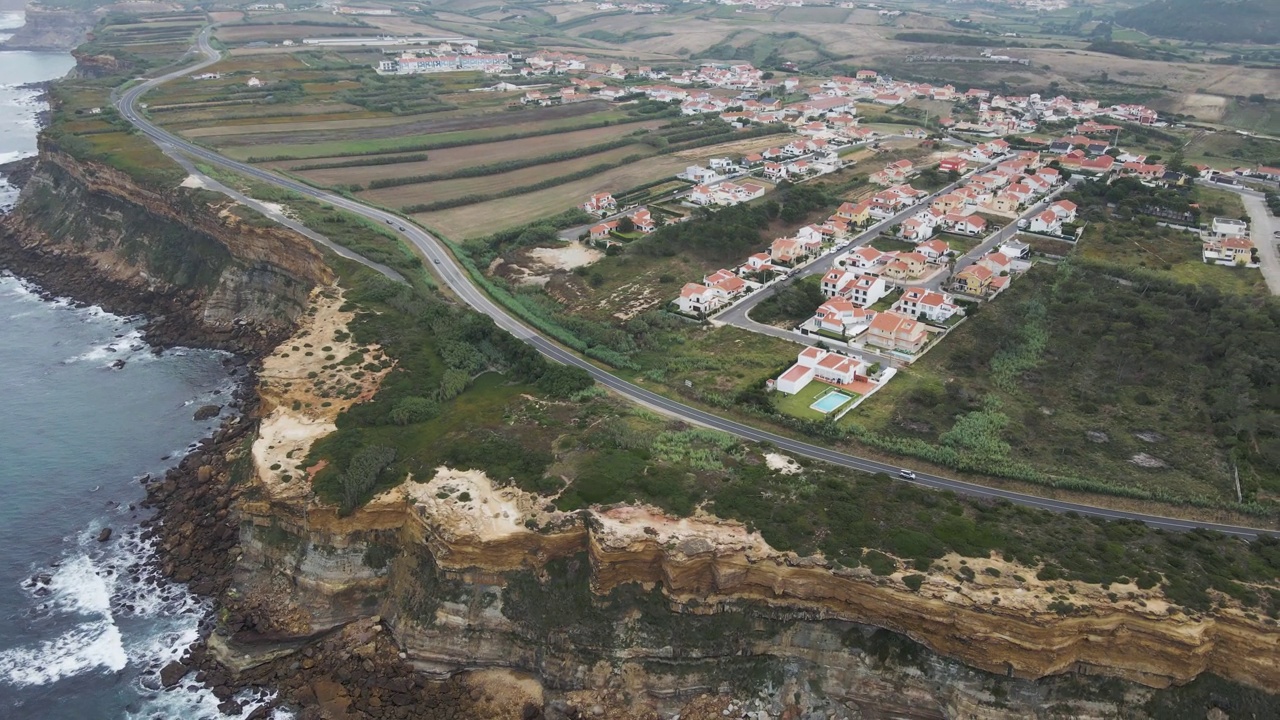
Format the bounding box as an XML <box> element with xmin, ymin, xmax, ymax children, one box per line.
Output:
<box><xmin>1114</xmin><ymin>0</ymin><xmax>1279</xmax><ymax>44</ymax></box>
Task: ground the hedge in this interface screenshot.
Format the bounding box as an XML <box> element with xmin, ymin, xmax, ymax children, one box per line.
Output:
<box><xmin>292</xmin><ymin>153</ymin><xmax>429</xmax><ymax>171</ymax></box>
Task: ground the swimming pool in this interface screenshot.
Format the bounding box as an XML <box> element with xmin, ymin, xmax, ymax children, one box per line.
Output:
<box><xmin>810</xmin><ymin>391</ymin><xmax>853</xmax><ymax>414</ymax></box>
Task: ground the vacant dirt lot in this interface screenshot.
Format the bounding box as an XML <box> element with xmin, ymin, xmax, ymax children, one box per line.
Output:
<box><xmin>414</xmin><ymin>155</ymin><xmax>690</xmax><ymax>240</ymax></box>
<box><xmin>1168</xmin><ymin>93</ymin><xmax>1229</xmax><ymax>122</ymax></box>
<box><xmin>359</xmin><ymin>145</ymin><xmax>653</xmax><ymax>207</ymax></box>
<box><xmin>294</xmin><ymin>120</ymin><xmax>665</xmax><ymax>186</ymax></box>
<box><xmin>1021</xmin><ymin>48</ymin><xmax>1279</xmax><ymax>98</ymax></box>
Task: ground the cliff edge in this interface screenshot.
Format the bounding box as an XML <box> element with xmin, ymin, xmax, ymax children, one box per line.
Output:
<box><xmin>0</xmin><ymin>145</ymin><xmax>333</xmax><ymax>351</ymax></box>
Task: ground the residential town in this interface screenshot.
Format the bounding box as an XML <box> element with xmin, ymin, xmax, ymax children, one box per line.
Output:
<box><xmin>363</xmin><ymin>44</ymin><xmax>1269</xmax><ymax>422</ymax></box>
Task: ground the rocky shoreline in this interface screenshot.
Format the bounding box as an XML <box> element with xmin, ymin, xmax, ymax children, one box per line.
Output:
<box><xmin>0</xmin><ymin>238</ymin><xmax>289</xmax><ymax>355</ymax></box>
<box><xmin>0</xmin><ymin>249</ymin><xmax>545</xmax><ymax>718</ymax></box>
<box><xmin>139</xmin><ymin>395</ymin><xmax>547</xmax><ymax>719</ymax></box>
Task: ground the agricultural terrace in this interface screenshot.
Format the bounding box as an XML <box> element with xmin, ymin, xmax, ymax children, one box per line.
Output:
<box><xmin>42</xmin><ymin>11</ymin><xmax>207</xmax><ymax>185</ymax></box>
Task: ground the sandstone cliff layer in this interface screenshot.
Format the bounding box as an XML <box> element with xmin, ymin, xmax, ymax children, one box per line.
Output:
<box><xmin>1</xmin><ymin>146</ymin><xmax>333</xmax><ymax>351</ymax></box>
<box><xmin>222</xmin><ymin>464</ymin><xmax>1279</xmax><ymax>718</ymax></box>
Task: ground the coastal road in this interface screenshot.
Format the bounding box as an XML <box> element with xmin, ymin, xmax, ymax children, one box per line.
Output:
<box><xmin>114</xmin><ymin>27</ymin><xmax>1275</xmax><ymax>539</ymax></box>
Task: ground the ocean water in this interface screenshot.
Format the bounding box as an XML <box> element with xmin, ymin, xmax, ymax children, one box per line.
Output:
<box><xmin>0</xmin><ymin>13</ymin><xmax>284</xmax><ymax>719</ymax></box>
<box><xmin>0</xmin><ymin>12</ymin><xmax>76</xmax><ymax>209</ymax></box>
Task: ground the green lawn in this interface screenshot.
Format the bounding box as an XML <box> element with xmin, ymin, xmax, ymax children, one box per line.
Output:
<box><xmin>776</xmin><ymin>381</ymin><xmax>855</xmax><ymax>421</ymax></box>
<box><xmin>870</xmin><ymin>289</ymin><xmax>902</xmax><ymax>312</ymax></box>
<box><xmin>870</xmin><ymin>236</ymin><xmax>918</xmax><ymax>253</ymax></box>
<box><xmin>1193</xmin><ymin>186</ymin><xmax>1248</xmax><ymax>222</ymax></box>
<box><xmin>1076</xmin><ymin>219</ymin><xmax>1267</xmax><ymax>297</ymax></box>
<box><xmin>942</xmin><ymin>233</ymin><xmax>982</xmax><ymax>256</ymax></box>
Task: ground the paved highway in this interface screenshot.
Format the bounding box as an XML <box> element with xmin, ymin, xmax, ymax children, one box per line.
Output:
<box><xmin>114</xmin><ymin>27</ymin><xmax>1274</xmax><ymax>539</ymax></box>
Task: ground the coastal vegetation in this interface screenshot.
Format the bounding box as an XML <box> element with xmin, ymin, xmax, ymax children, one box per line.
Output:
<box><xmin>41</xmin><ymin>12</ymin><xmax>203</xmax><ymax>186</ymax></box>
<box><xmin>306</xmin><ymin>262</ymin><xmax>1280</xmax><ymax>619</ymax></box>
<box><xmin>1113</xmin><ymin>0</ymin><xmax>1280</xmax><ymax>44</ymax></box>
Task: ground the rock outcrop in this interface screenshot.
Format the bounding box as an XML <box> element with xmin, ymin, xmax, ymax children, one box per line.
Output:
<box><xmin>0</xmin><ymin>145</ymin><xmax>333</xmax><ymax>352</ymax></box>
<box><xmin>0</xmin><ymin>5</ymin><xmax>97</xmax><ymax>51</ymax></box>
<box><xmin>216</xmin><ymin>459</ymin><xmax>1279</xmax><ymax>717</ymax></box>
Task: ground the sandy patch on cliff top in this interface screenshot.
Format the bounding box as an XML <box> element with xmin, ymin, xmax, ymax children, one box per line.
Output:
<box><xmin>765</xmin><ymin>452</ymin><xmax>801</xmax><ymax>475</ymax></box>
<box><xmin>594</xmin><ymin>505</ymin><xmax>771</xmax><ymax>557</ymax></box>
<box><xmin>401</xmin><ymin>467</ymin><xmax>554</xmax><ymax>541</ymax></box>
<box><xmin>527</xmin><ymin>241</ymin><xmax>602</xmax><ymax>271</ymax></box>
<box><xmin>252</xmin><ymin>287</ymin><xmax>392</xmax><ymax>499</ymax></box>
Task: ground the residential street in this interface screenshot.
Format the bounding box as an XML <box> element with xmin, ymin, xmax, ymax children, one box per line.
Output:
<box><xmin>1238</xmin><ymin>191</ymin><xmax>1280</xmax><ymax>295</ymax></box>
<box><xmin>716</xmin><ymin>174</ymin><xmax>1075</xmax><ymax>356</ymax></box>
<box><xmin>717</xmin><ymin>160</ymin><xmax>1003</xmax><ymax>329</ymax></box>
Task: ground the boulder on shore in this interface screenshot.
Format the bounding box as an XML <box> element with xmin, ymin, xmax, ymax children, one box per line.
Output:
<box><xmin>193</xmin><ymin>405</ymin><xmax>221</xmax><ymax>421</ymax></box>
<box><xmin>160</xmin><ymin>660</ymin><xmax>188</xmax><ymax>688</ymax></box>
<box><xmin>97</xmin><ymin>527</ymin><xmax>112</xmax><ymax>543</ymax></box>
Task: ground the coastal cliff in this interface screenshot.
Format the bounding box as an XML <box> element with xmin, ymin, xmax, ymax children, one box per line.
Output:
<box><xmin>164</xmin><ymin>297</ymin><xmax>1278</xmax><ymax>719</ymax></box>
<box><xmin>226</xmin><ymin>470</ymin><xmax>1279</xmax><ymax>694</ymax></box>
<box><xmin>0</xmin><ymin>145</ymin><xmax>333</xmax><ymax>352</ymax></box>
<box><xmin>0</xmin><ymin>5</ymin><xmax>97</xmax><ymax>51</ymax></box>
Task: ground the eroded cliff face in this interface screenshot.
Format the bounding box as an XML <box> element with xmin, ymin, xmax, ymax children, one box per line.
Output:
<box><xmin>0</xmin><ymin>5</ymin><xmax>97</xmax><ymax>51</ymax></box>
<box><xmin>0</xmin><ymin>146</ymin><xmax>332</xmax><ymax>351</ymax></box>
<box><xmin>210</xmin><ymin>309</ymin><xmax>1280</xmax><ymax>717</ymax></box>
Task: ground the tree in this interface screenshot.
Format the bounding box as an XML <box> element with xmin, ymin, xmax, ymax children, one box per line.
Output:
<box><xmin>536</xmin><ymin>365</ymin><xmax>594</xmax><ymax>398</ymax></box>
<box><xmin>338</xmin><ymin>446</ymin><xmax>397</xmax><ymax>515</ymax></box>
<box><xmin>618</xmin><ymin>216</ymin><xmax>636</xmax><ymax>233</ymax></box>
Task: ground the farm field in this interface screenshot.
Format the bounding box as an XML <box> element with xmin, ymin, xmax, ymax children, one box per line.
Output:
<box><xmin>214</xmin><ymin>107</ymin><xmax>632</xmax><ymax>161</ymax></box>
<box><xmin>414</xmin><ymin>154</ymin><xmax>692</xmax><ymax>240</ymax></box>
<box><xmin>288</xmin><ymin>121</ymin><xmax>669</xmax><ymax>186</ymax></box>
<box><xmin>358</xmin><ymin>144</ymin><xmax>654</xmax><ymax>208</ymax></box>
<box><xmin>196</xmin><ymin>99</ymin><xmax>616</xmax><ymax>149</ymax></box>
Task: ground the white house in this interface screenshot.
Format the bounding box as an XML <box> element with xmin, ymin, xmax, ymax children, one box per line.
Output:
<box><xmin>917</xmin><ymin>238</ymin><xmax>950</xmax><ymax>262</ymax></box>
<box><xmin>581</xmin><ymin>192</ymin><xmax>616</xmax><ymax>214</ymax></box>
<box><xmin>682</xmin><ymin>165</ymin><xmax>722</xmax><ymax>183</ymax></box>
<box><xmin>1028</xmin><ymin>209</ymin><xmax>1062</xmax><ymax>234</ymax></box>
<box><xmin>689</xmin><ymin>184</ymin><xmax>716</xmax><ymax>205</ymax></box>
<box><xmin>893</xmin><ymin>289</ymin><xmax>960</xmax><ymax>324</ymax></box>
<box><xmin>847</xmin><ymin>274</ymin><xmax>890</xmax><ymax>307</ymax></box>
<box><xmin>998</xmin><ymin>239</ymin><xmax>1031</xmax><ymax>259</ymax></box>
<box><xmin>774</xmin><ymin>347</ymin><xmax>869</xmax><ymax>395</ymax></box>
<box><xmin>675</xmin><ymin>282</ymin><xmax>727</xmax><ymax>316</ymax></box>
<box><xmin>1048</xmin><ymin>199</ymin><xmax>1077</xmax><ymax>223</ymax></box>
<box><xmin>821</xmin><ymin>269</ymin><xmax>860</xmax><ymax>298</ymax></box>
<box><xmin>1212</xmin><ymin>217</ymin><xmax>1248</xmax><ymax>238</ymax></box>
<box><xmin>949</xmin><ymin>215</ymin><xmax>988</xmax><ymax>236</ymax></box>
<box><xmin>813</xmin><ymin>298</ymin><xmax>876</xmax><ymax>336</ymax></box>
<box><xmin>841</xmin><ymin>246</ymin><xmax>888</xmax><ymax>271</ymax></box>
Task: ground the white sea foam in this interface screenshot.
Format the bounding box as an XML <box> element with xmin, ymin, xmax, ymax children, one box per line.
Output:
<box><xmin>0</xmin><ymin>619</ymin><xmax>127</xmax><ymax>686</ymax></box>
<box><xmin>64</xmin><ymin>328</ymin><xmax>149</xmax><ymax>365</ymax></box>
<box><xmin>0</xmin><ymin>554</ymin><xmax>127</xmax><ymax>686</ymax></box>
